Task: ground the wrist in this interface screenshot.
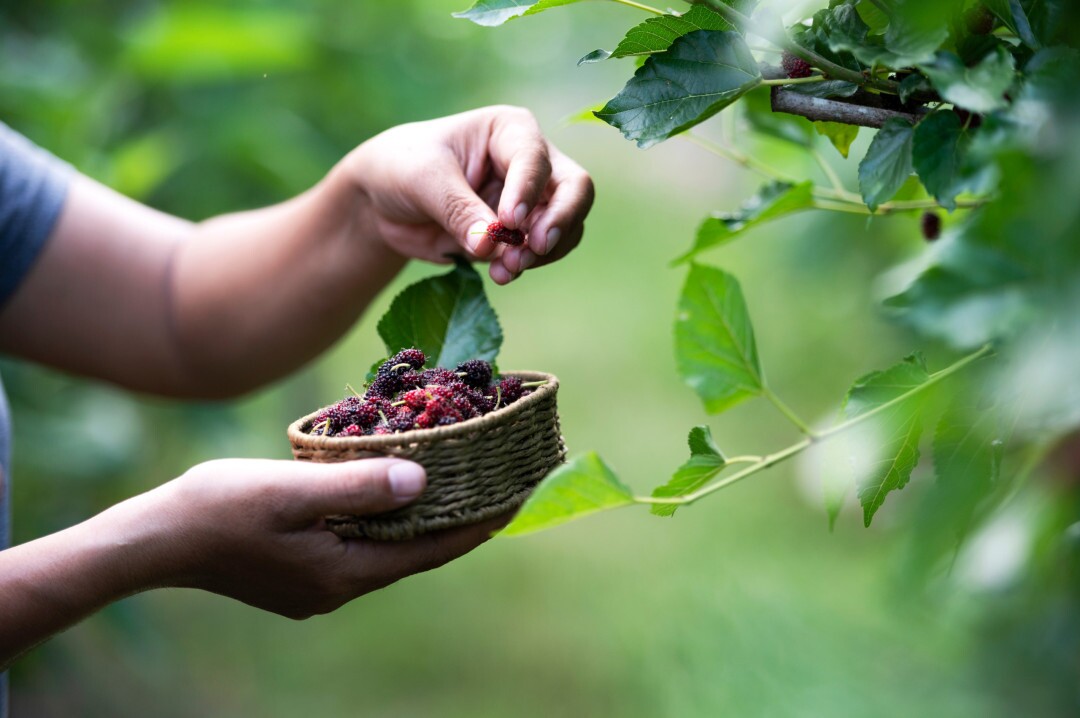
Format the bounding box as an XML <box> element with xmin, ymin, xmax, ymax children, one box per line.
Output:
<box><xmin>322</xmin><ymin>149</ymin><xmax>407</xmax><ymax>274</ymax></box>
<box><xmin>76</xmin><ymin>483</ymin><xmax>190</xmax><ymax>595</ymax></box>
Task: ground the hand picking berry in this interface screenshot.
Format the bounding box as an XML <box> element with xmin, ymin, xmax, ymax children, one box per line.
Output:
<box><xmin>308</xmin><ymin>351</ymin><xmax>545</xmax><ymax>437</ymax></box>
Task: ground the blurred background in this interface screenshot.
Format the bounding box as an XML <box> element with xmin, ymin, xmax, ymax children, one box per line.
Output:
<box><xmin>2</xmin><ymin>1</ymin><xmax>1077</xmax><ymax>715</ymax></box>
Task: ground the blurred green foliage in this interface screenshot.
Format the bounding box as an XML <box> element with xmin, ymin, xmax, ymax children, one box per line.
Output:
<box><xmin>3</xmin><ymin>1</ymin><xmax>1078</xmax><ymax>716</ymax></box>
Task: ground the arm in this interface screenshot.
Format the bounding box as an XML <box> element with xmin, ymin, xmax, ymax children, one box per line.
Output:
<box><xmin>0</xmin><ymin>106</ymin><xmax>593</xmax><ymax>398</ymax></box>
<box><xmin>0</xmin><ymin>457</ymin><xmax>501</xmax><ymax>669</ymax></box>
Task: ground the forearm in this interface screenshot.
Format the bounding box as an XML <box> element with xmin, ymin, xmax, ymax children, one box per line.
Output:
<box><xmin>0</xmin><ymin>164</ymin><xmax>404</xmax><ymax>399</ymax></box>
<box><xmin>0</xmin><ymin>488</ymin><xmax>175</xmax><ymax>670</ymax></box>
<box><xmin>171</xmin><ymin>166</ymin><xmax>406</xmax><ymax>397</ymax></box>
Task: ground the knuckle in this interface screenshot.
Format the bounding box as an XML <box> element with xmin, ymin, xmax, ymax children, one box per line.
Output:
<box><xmin>440</xmin><ymin>192</ymin><xmax>478</xmax><ymax>233</ymax></box>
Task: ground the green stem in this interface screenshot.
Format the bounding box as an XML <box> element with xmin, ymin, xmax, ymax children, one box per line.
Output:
<box><xmin>726</xmin><ymin>455</ymin><xmax>765</xmax><ymax>465</ymax></box>
<box><xmin>763</xmin><ymin>387</ymin><xmax>819</xmax><ymax>438</ymax></box>
<box><xmin>812</xmin><ymin>196</ymin><xmax>989</xmax><ymax>215</ymax></box>
<box><xmin>609</xmin><ymin>0</ymin><xmax>665</xmax><ymax>13</ymax></box>
<box><xmin>811</xmin><ymin>149</ymin><xmax>853</xmax><ymax>198</ymax></box>
<box><xmin>682</xmin><ymin>132</ymin><xmax>800</xmax><ymax>184</ymax></box>
<box><xmin>636</xmin><ymin>345</ymin><xmax>993</xmax><ymax>506</ymax></box>
<box><xmin>762</xmin><ymin>76</ymin><xmax>828</xmax><ymax>86</ymax></box>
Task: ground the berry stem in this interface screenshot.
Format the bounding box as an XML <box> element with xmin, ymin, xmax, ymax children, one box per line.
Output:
<box><xmin>762</xmin><ymin>387</ymin><xmax>819</xmax><ymax>439</ymax></box>
<box><xmin>810</xmin><ymin>148</ymin><xmax>853</xmax><ymax>199</ymax></box>
<box><xmin>635</xmin><ymin>344</ymin><xmax>993</xmax><ymax>507</ymax></box>
<box><xmin>607</xmin><ymin>0</ymin><xmax>665</xmax><ymax>14</ymax></box>
<box><xmin>682</xmin><ymin>132</ymin><xmax>801</xmax><ymax>184</ymax></box>
<box><xmin>345</xmin><ymin>383</ymin><xmax>362</xmax><ymax>398</ymax></box>
<box><xmin>761</xmin><ymin>76</ymin><xmax>828</xmax><ymax>86</ymax></box>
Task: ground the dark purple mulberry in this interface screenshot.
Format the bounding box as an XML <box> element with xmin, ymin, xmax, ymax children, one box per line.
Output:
<box><xmin>456</xmin><ymin>359</ymin><xmax>493</xmax><ymax>388</ymax></box>
<box><xmin>340</xmin><ymin>424</ymin><xmax>364</xmax><ymax>437</ymax></box>
<box><xmin>496</xmin><ymin>376</ymin><xmax>524</xmax><ymax>407</ymax></box>
<box><xmin>452</xmin><ymin>395</ymin><xmax>479</xmax><ymax>419</ymax></box>
<box><xmin>420</xmin><ymin>368</ymin><xmax>457</xmax><ymax>386</ymax></box>
<box><xmin>921</xmin><ymin>211</ymin><xmax>942</xmax><ymax>241</ymax></box>
<box><xmin>388</xmin><ymin>408</ymin><xmax>417</xmax><ymax>433</ymax></box>
<box><xmin>781</xmin><ymin>52</ymin><xmax>813</xmax><ymax>79</ymax></box>
<box><xmin>365</xmin><ymin>373</ymin><xmax>402</xmax><ymax>399</ymax></box>
<box><xmin>348</xmin><ymin>402</ymin><xmax>381</xmax><ymax>429</ymax></box>
<box><xmin>390</xmin><ymin>348</ymin><xmax>426</xmax><ymax>370</ymax></box>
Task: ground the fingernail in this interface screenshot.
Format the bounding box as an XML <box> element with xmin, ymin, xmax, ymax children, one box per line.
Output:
<box><xmin>519</xmin><ymin>251</ymin><xmax>536</xmax><ymax>270</ymax></box>
<box><xmin>514</xmin><ymin>203</ymin><xmax>529</xmax><ymax>227</ymax></box>
<box><xmin>388</xmin><ymin>462</ymin><xmax>426</xmax><ymax>500</ymax></box>
<box><xmin>467</xmin><ymin>221</ymin><xmax>488</xmax><ymax>253</ymax></box>
<box><xmin>545</xmin><ymin>227</ymin><xmax>561</xmax><ymax>254</ymax></box>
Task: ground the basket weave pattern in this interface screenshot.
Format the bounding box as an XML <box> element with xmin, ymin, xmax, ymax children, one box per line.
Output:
<box><xmin>288</xmin><ymin>371</ymin><xmax>564</xmax><ymax>541</ymax></box>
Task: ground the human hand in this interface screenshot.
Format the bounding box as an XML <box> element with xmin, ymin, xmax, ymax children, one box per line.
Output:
<box><xmin>344</xmin><ymin>105</ymin><xmax>595</xmax><ymax>284</ymax></box>
<box><xmin>146</xmin><ymin>458</ymin><xmax>502</xmax><ymax>619</ymax></box>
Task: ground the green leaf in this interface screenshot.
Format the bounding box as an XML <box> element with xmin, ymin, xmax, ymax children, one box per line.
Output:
<box><xmin>883</xmin><ymin>143</ymin><xmax>1075</xmax><ymax>349</ymax></box>
<box><xmin>675</xmin><ymin>264</ymin><xmax>765</xmax><ymax>413</ymax></box>
<box><xmin>882</xmin><ymin>0</ymin><xmax>955</xmax><ymax>66</ymax></box>
<box><xmin>913</xmin><ymin>110</ymin><xmax>971</xmax><ymax>211</ymax></box>
<box><xmin>898</xmin><ymin>73</ymin><xmax>932</xmax><ymax>104</ymax></box>
<box><xmin>858</xmin><ymin>118</ymin><xmax>915</xmax><ymax>211</ymax></box>
<box><xmin>452</xmin><ymin>0</ymin><xmax>586</xmax><ymax>27</ymax></box>
<box><xmin>650</xmin><ymin>426</ymin><xmax>727</xmax><ymax>517</ymax></box>
<box><xmin>578</xmin><ymin>5</ymin><xmax>735</xmax><ymax>65</ymax></box>
<box><xmin>793</xmin><ymin>6</ymin><xmax>867</xmax><ymax>72</ymax></box>
<box><xmin>933</xmin><ymin>397</ymin><xmax>1004</xmax><ymax>498</ymax></box>
<box><xmin>595</xmin><ymin>30</ymin><xmax>762</xmax><ymax>149</ymax></box>
<box><xmin>841</xmin><ymin>354</ymin><xmax>931</xmax><ymax>527</ymax></box>
<box><xmin>744</xmin><ymin>87</ymin><xmax>815</xmax><ymax>147</ymax></box>
<box><xmin>673</xmin><ymin>181</ymin><xmax>814</xmax><ymax>264</ymax></box>
<box><xmin>985</xmin><ymin>0</ymin><xmax>1042</xmax><ymax>50</ymax></box>
<box><xmin>814</xmin><ymin>121</ymin><xmax>859</xmax><ymax>158</ymax></box>
<box><xmin>787</xmin><ymin>80</ymin><xmax>860</xmax><ymax>99</ymax></box>
<box><xmin>918</xmin><ymin>47</ymin><xmax>1016</xmax><ymax>113</ymax></box>
<box><xmin>501</xmin><ymin>453</ymin><xmax>634</xmax><ymax>536</ymax></box>
<box><xmin>856</xmin><ymin>0</ymin><xmax>890</xmax><ymax>33</ymax></box>
<box><xmin>376</xmin><ymin>257</ymin><xmax>502</xmax><ymax>368</ymax></box>
<box><xmin>924</xmin><ymin>393</ymin><xmax>1007</xmax><ymax>545</ymax></box>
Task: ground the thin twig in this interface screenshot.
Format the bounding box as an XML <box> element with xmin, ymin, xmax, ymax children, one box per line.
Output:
<box><xmin>763</xmin><ymin>387</ymin><xmax>819</xmax><ymax>438</ymax></box>
<box><xmin>609</xmin><ymin>0</ymin><xmax>666</xmax><ymax>14</ymax></box>
<box><xmin>637</xmin><ymin>345</ymin><xmax>994</xmax><ymax>506</ymax></box>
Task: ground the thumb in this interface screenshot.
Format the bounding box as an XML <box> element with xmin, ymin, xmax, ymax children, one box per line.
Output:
<box><xmin>417</xmin><ymin>160</ymin><xmax>498</xmax><ymax>258</ymax></box>
<box><xmin>285</xmin><ymin>458</ymin><xmax>427</xmax><ymax>522</ymax></box>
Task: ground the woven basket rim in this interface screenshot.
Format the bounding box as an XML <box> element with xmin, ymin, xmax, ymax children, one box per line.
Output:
<box><xmin>287</xmin><ymin>370</ymin><xmax>558</xmax><ymax>450</ymax></box>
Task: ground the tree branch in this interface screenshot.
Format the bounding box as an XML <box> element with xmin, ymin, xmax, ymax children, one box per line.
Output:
<box><xmin>770</xmin><ymin>88</ymin><xmax>922</xmax><ymax>129</ymax></box>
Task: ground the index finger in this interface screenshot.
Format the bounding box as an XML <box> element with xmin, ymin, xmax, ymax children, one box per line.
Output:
<box><xmin>488</xmin><ymin>108</ymin><xmax>553</xmax><ymax>230</ymax></box>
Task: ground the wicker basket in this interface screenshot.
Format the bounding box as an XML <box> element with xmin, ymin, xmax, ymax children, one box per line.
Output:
<box><xmin>288</xmin><ymin>371</ymin><xmax>565</xmax><ymax>541</ymax></box>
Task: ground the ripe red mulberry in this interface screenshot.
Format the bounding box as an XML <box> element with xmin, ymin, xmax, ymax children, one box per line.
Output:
<box><xmin>486</xmin><ymin>221</ymin><xmax>525</xmax><ymax>247</ymax></box>
<box><xmin>781</xmin><ymin>52</ymin><xmax>813</xmax><ymax>79</ymax></box>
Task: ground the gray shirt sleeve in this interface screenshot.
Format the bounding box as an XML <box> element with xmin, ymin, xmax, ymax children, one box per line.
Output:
<box><xmin>0</xmin><ymin>121</ymin><xmax>72</xmax><ymax>307</ymax></box>
<box><xmin>0</xmin><ymin>123</ymin><xmax>70</xmax><ymax>718</ymax></box>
